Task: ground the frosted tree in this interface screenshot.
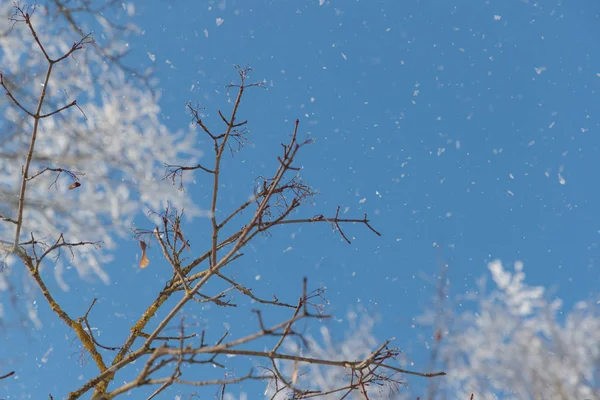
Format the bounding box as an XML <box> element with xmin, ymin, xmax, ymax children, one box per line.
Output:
<box><xmin>0</xmin><ymin>1</ymin><xmax>201</xmax><ymax>293</ymax></box>
<box><xmin>0</xmin><ymin>3</ymin><xmax>443</xmax><ymax>398</ymax></box>
<box><xmin>418</xmin><ymin>259</ymin><xmax>600</xmax><ymax>400</ymax></box>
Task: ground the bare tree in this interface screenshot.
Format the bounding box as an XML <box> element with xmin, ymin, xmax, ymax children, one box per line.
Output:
<box><xmin>0</xmin><ymin>4</ymin><xmax>444</xmax><ymax>399</ymax></box>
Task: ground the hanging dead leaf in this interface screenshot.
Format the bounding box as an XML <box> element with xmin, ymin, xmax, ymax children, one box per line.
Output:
<box><xmin>139</xmin><ymin>240</ymin><xmax>150</xmax><ymax>268</ymax></box>
<box><xmin>68</xmin><ymin>182</ymin><xmax>81</xmax><ymax>190</ymax></box>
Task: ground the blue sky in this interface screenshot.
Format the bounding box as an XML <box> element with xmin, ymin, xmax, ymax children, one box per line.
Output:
<box><xmin>2</xmin><ymin>0</ymin><xmax>600</xmax><ymax>398</ymax></box>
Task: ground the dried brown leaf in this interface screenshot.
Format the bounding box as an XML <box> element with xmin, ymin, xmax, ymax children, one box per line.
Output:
<box><xmin>139</xmin><ymin>240</ymin><xmax>150</xmax><ymax>268</ymax></box>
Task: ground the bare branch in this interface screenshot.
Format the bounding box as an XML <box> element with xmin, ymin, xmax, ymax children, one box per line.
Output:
<box><xmin>164</xmin><ymin>162</ymin><xmax>214</xmax><ymax>191</ymax></box>
<box><xmin>4</xmin><ymin>5</ymin><xmax>92</xmax><ymax>250</ymax></box>
<box><xmin>0</xmin><ymin>371</ymin><xmax>15</xmax><ymax>380</ymax></box>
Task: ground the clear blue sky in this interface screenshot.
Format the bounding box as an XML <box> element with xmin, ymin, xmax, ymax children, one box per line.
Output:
<box><xmin>2</xmin><ymin>0</ymin><xmax>600</xmax><ymax>398</ymax></box>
